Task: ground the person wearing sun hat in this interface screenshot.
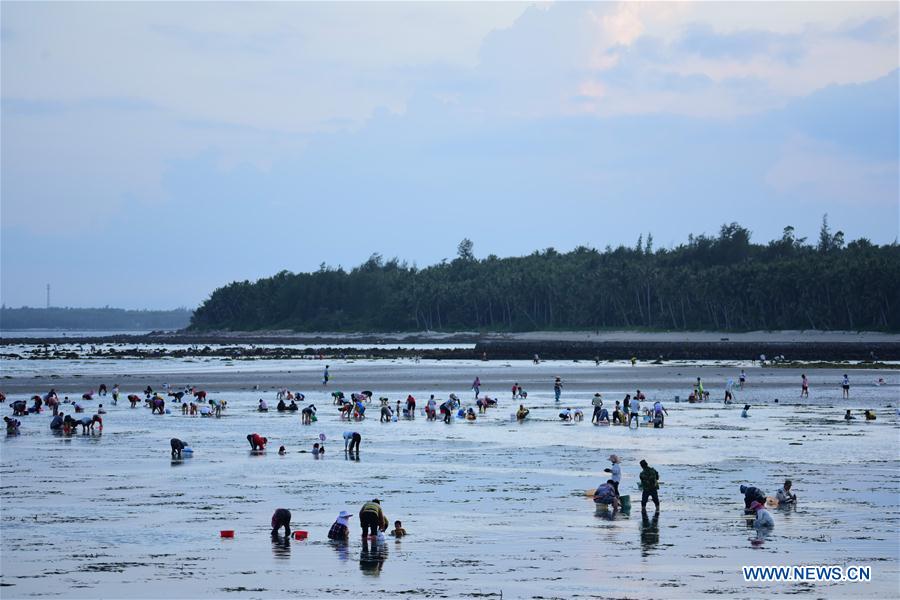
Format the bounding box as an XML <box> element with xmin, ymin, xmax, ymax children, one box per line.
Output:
<box><xmin>328</xmin><ymin>510</ymin><xmax>353</xmax><ymax>540</ymax></box>
<box><xmin>604</xmin><ymin>454</ymin><xmax>622</xmax><ymax>497</ymax></box>
<box><xmin>749</xmin><ymin>500</ymin><xmax>774</xmax><ymax>529</ymax></box>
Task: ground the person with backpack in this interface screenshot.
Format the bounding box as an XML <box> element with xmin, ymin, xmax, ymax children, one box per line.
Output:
<box><xmin>639</xmin><ymin>459</ymin><xmax>660</xmax><ymax>511</ymax></box>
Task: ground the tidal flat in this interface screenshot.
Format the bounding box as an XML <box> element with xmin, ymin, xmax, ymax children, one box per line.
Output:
<box><xmin>1</xmin><ymin>358</ymin><xmax>898</xmax><ymax>599</ymax></box>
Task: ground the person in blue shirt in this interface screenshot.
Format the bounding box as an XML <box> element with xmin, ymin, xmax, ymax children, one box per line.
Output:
<box><xmin>593</xmin><ymin>480</ymin><xmax>621</xmax><ymax>510</ymax></box>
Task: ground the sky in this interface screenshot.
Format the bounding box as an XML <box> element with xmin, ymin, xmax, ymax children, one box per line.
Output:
<box><xmin>2</xmin><ymin>1</ymin><xmax>898</xmax><ymax>310</ymax></box>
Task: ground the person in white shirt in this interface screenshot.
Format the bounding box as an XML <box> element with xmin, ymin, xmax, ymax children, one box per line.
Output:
<box><xmin>629</xmin><ymin>397</ymin><xmax>641</xmax><ymax>428</ymax></box>
<box><xmin>775</xmin><ymin>480</ymin><xmax>797</xmax><ymax>505</ymax></box>
<box><xmin>604</xmin><ymin>454</ymin><xmax>622</xmax><ymax>496</ymax></box>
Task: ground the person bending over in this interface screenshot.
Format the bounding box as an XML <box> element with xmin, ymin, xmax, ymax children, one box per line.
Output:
<box><xmin>171</xmin><ymin>438</ymin><xmax>187</xmax><ymax>458</ymax></box>
<box><xmin>271</xmin><ymin>508</ymin><xmax>291</xmax><ymax>536</ymax></box>
<box><xmin>740</xmin><ymin>484</ymin><xmax>766</xmax><ymax>512</ymax></box>
<box><xmin>247</xmin><ymin>433</ymin><xmax>268</xmax><ymax>450</ymax></box>
<box><xmin>359</xmin><ymin>499</ymin><xmax>388</xmax><ymax>539</ymax></box>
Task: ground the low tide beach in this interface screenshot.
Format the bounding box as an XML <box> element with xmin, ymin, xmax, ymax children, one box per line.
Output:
<box><xmin>1</xmin><ymin>358</ymin><xmax>898</xmax><ymax>599</ymax></box>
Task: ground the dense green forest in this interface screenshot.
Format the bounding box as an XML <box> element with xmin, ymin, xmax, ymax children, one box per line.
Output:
<box><xmin>190</xmin><ymin>219</ymin><xmax>900</xmax><ymax>332</ymax></box>
<box><xmin>1</xmin><ymin>307</ymin><xmax>192</xmax><ymax>331</ymax></box>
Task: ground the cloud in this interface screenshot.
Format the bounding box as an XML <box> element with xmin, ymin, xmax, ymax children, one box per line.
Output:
<box><xmin>1</xmin><ymin>2</ymin><xmax>898</xmax><ymax>307</ymax></box>
<box><xmin>676</xmin><ymin>22</ymin><xmax>806</xmax><ymax>63</ymax></box>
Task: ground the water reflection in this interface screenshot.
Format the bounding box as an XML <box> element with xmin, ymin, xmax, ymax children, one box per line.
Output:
<box><xmin>271</xmin><ymin>533</ymin><xmax>291</xmax><ymax>559</ymax></box>
<box><xmin>359</xmin><ymin>538</ymin><xmax>388</xmax><ymax>575</ymax></box>
<box><xmin>640</xmin><ymin>510</ymin><xmax>659</xmax><ymax>555</ymax></box>
<box><xmin>594</xmin><ymin>505</ymin><xmax>619</xmax><ymax>521</ymax></box>
<box><xmin>748</xmin><ymin>527</ymin><xmax>772</xmax><ymax>547</ymax></box>
<box><xmin>330</xmin><ymin>540</ymin><xmax>350</xmax><ymax>562</ymax></box>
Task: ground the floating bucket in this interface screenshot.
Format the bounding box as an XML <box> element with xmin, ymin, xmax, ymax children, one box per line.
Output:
<box><xmin>620</xmin><ymin>495</ymin><xmax>631</xmax><ymax>511</ymax></box>
<box><xmin>220</xmin><ymin>530</ymin><xmax>235</xmax><ymax>538</ymax></box>
<box><xmin>293</xmin><ymin>530</ymin><xmax>308</xmax><ymax>540</ymax></box>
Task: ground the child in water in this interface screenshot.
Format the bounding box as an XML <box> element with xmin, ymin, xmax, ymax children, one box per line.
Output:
<box><xmin>390</xmin><ymin>520</ymin><xmax>407</xmax><ymax>538</ymax></box>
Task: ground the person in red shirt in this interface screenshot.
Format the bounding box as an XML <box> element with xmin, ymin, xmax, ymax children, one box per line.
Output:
<box><xmin>247</xmin><ymin>433</ymin><xmax>267</xmax><ymax>450</ymax></box>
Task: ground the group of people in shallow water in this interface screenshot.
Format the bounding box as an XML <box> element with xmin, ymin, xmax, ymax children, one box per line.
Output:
<box><xmin>186</xmin><ymin>430</ymin><xmax>365</xmax><ymax>459</ymax></box>
<box><xmin>591</xmin><ymin>454</ymin><xmax>799</xmax><ymax>532</ymax></box>
<box><xmin>740</xmin><ymin>480</ymin><xmax>798</xmax><ymax>529</ymax></box>
<box><xmin>3</xmin><ymin>388</ymin><xmax>106</xmax><ymax>435</ymax></box>
<box><xmin>592</xmin><ymin>455</ymin><xmax>661</xmax><ymax>514</ymax></box>
<box><xmin>588</xmin><ymin>392</ymin><xmax>668</xmax><ymax>428</ymax></box>
<box><xmin>320</xmin><ymin>380</ymin><xmax>676</xmax><ymax>428</ymax></box>
<box><xmin>686</xmin><ymin>372</ymin><xmax>868</xmax><ymax>404</ymax></box>
<box><xmin>6</xmin><ymin>368</ymin><xmax>886</xmax><ymax>441</ymax></box>
<box><xmin>270</xmin><ymin>499</ymin><xmax>407</xmax><ymax>542</ymax></box>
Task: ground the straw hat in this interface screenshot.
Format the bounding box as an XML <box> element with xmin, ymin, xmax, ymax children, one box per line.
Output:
<box><xmin>338</xmin><ymin>511</ymin><xmax>353</xmax><ymax>518</ymax></box>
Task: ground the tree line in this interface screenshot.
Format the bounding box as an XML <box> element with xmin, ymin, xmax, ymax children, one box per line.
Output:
<box><xmin>190</xmin><ymin>218</ymin><xmax>900</xmax><ymax>332</ymax></box>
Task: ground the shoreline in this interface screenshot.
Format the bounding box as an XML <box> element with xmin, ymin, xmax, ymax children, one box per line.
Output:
<box><xmin>2</xmin><ymin>331</ymin><xmax>900</xmax><ymax>362</ymax></box>
<box><xmin>3</xmin><ymin>328</ymin><xmax>900</xmax><ymax>345</ymax></box>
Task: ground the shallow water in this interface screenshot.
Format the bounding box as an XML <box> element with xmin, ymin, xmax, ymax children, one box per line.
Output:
<box><xmin>1</xmin><ymin>361</ymin><xmax>898</xmax><ymax>599</ymax></box>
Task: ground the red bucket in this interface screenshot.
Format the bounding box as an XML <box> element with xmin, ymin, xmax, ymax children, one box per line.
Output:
<box><xmin>220</xmin><ymin>530</ymin><xmax>235</xmax><ymax>538</ymax></box>
<box><xmin>293</xmin><ymin>530</ymin><xmax>308</xmax><ymax>540</ymax></box>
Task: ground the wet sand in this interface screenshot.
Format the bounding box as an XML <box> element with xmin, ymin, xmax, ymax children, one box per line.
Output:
<box><xmin>1</xmin><ymin>359</ymin><xmax>898</xmax><ymax>599</ymax></box>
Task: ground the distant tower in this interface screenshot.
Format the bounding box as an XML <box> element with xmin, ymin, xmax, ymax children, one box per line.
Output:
<box><xmin>46</xmin><ymin>284</ymin><xmax>50</xmax><ymax>309</ymax></box>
